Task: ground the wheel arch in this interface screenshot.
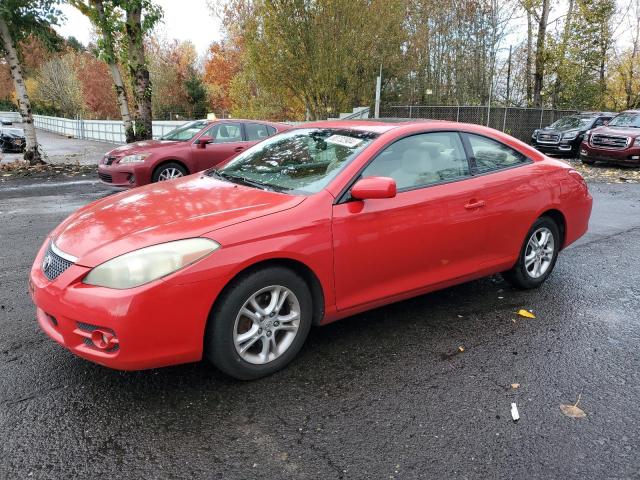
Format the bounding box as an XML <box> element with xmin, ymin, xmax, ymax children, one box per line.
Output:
<box><xmin>152</xmin><ymin>159</ymin><xmax>190</xmax><ymax>178</ymax></box>
<box><xmin>539</xmin><ymin>208</ymin><xmax>567</xmax><ymax>248</ymax></box>
<box><xmin>208</xmin><ymin>257</ymin><xmax>326</xmax><ymax>328</ymax></box>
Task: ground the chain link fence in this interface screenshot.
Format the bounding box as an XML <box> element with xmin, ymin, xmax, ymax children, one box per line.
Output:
<box><xmin>380</xmin><ymin>105</ymin><xmax>579</xmax><ymax>143</ymax></box>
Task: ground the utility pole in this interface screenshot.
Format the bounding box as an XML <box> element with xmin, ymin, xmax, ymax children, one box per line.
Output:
<box><xmin>374</xmin><ymin>64</ymin><xmax>382</xmax><ymax>119</ymax></box>
<box><xmin>503</xmin><ymin>45</ymin><xmax>512</xmax><ymax>132</ymax></box>
<box><xmin>506</xmin><ymin>45</ymin><xmax>512</xmax><ymax>106</ymax></box>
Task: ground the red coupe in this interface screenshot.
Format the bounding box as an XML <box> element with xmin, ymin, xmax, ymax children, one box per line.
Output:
<box><xmin>30</xmin><ymin>120</ymin><xmax>592</xmax><ymax>379</ymax></box>
<box><xmin>97</xmin><ymin>119</ymin><xmax>290</xmax><ymax>187</ymax></box>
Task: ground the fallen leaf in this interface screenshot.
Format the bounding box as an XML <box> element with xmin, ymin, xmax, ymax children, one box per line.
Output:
<box><xmin>511</xmin><ymin>383</ymin><xmax>520</xmax><ymax>389</ymax></box>
<box><xmin>560</xmin><ymin>394</ymin><xmax>587</xmax><ymax>418</ymax></box>
<box><xmin>458</xmin><ymin>345</ymin><xmax>465</xmax><ymax>353</ymax></box>
<box><xmin>517</xmin><ymin>309</ymin><xmax>536</xmax><ymax>319</ymax></box>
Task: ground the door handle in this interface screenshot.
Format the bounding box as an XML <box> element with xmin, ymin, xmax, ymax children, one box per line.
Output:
<box><xmin>234</xmin><ymin>146</ymin><xmax>244</xmax><ymax>152</ymax></box>
<box><xmin>464</xmin><ymin>200</ymin><xmax>486</xmax><ymax>210</ymax></box>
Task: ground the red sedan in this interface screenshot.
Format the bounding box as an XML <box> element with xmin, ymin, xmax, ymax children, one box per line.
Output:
<box><xmin>98</xmin><ymin>119</ymin><xmax>290</xmax><ymax>187</ymax></box>
<box><xmin>30</xmin><ymin>120</ymin><xmax>592</xmax><ymax>379</ymax></box>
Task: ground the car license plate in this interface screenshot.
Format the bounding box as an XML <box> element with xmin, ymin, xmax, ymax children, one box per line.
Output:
<box><xmin>14</xmin><ymin>139</ymin><xmax>22</xmax><ymax>145</ymax></box>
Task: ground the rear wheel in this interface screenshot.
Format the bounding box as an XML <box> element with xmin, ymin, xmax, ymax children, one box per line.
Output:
<box><xmin>152</xmin><ymin>162</ymin><xmax>187</xmax><ymax>182</ymax></box>
<box><xmin>503</xmin><ymin>216</ymin><xmax>560</xmax><ymax>289</ymax></box>
<box><xmin>205</xmin><ymin>267</ymin><xmax>312</xmax><ymax>380</ymax></box>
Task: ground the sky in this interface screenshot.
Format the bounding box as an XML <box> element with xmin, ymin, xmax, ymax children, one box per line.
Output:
<box><xmin>55</xmin><ymin>0</ymin><xmax>223</xmax><ymax>58</ymax></box>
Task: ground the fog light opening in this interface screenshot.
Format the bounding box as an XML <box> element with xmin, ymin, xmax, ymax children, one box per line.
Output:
<box><xmin>128</xmin><ymin>174</ymin><xmax>136</xmax><ymax>184</ymax></box>
<box><xmin>90</xmin><ymin>329</ymin><xmax>117</xmax><ymax>350</ymax></box>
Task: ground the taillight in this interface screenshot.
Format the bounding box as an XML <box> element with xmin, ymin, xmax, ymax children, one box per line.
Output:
<box><xmin>568</xmin><ymin>169</ymin><xmax>588</xmax><ymax>194</ymax></box>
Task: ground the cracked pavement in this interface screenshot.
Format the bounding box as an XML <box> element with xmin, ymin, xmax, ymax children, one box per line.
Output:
<box><xmin>0</xmin><ymin>178</ymin><xmax>639</xmax><ymax>479</ymax></box>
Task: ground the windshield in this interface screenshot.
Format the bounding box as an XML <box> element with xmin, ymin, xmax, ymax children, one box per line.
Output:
<box><xmin>549</xmin><ymin>116</ymin><xmax>592</xmax><ymax>130</ymax></box>
<box><xmin>214</xmin><ymin>128</ymin><xmax>377</xmax><ymax>194</ymax></box>
<box><xmin>2</xmin><ymin>128</ymin><xmax>23</xmax><ymax>136</ymax></box>
<box><xmin>608</xmin><ymin>113</ymin><xmax>640</xmax><ymax>128</ymax></box>
<box><xmin>161</xmin><ymin>120</ymin><xmax>209</xmax><ymax>141</ymax></box>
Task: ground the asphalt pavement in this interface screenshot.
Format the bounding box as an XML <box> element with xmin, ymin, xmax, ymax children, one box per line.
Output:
<box><xmin>1</xmin><ymin>178</ymin><xmax>639</xmax><ymax>479</ymax></box>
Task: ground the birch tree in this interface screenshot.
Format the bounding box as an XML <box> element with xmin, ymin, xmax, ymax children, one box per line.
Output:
<box><xmin>0</xmin><ymin>0</ymin><xmax>61</xmax><ymax>164</ymax></box>
<box><xmin>70</xmin><ymin>0</ymin><xmax>161</xmax><ymax>141</ymax></box>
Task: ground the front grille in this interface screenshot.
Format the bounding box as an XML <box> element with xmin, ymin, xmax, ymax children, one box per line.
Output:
<box><xmin>537</xmin><ymin>132</ymin><xmax>560</xmax><ymax>144</ymax></box>
<box><xmin>590</xmin><ymin>134</ymin><xmax>629</xmax><ymax>150</ymax></box>
<box><xmin>98</xmin><ymin>172</ymin><xmax>113</xmax><ymax>183</ymax></box>
<box><xmin>42</xmin><ymin>244</ymin><xmax>73</xmax><ymax>281</ymax></box>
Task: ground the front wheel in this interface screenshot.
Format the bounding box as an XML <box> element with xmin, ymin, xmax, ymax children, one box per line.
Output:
<box><xmin>152</xmin><ymin>162</ymin><xmax>187</xmax><ymax>182</ymax></box>
<box><xmin>502</xmin><ymin>216</ymin><xmax>560</xmax><ymax>289</ymax></box>
<box><xmin>205</xmin><ymin>267</ymin><xmax>313</xmax><ymax>380</ymax></box>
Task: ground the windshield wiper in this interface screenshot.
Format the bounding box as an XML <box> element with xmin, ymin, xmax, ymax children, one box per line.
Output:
<box><xmin>209</xmin><ymin>170</ymin><xmax>283</xmax><ymax>192</ymax></box>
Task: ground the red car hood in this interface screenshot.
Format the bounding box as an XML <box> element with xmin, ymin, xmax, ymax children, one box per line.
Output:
<box><xmin>591</xmin><ymin>126</ymin><xmax>640</xmax><ymax>138</ymax></box>
<box><xmin>106</xmin><ymin>139</ymin><xmax>183</xmax><ymax>158</ymax></box>
<box><xmin>52</xmin><ymin>175</ymin><xmax>305</xmax><ymax>266</ymax></box>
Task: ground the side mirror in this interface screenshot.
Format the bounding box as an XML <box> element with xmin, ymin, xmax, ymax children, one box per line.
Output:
<box><xmin>603</xmin><ymin>121</ymin><xmax>609</xmax><ymax>126</ymax></box>
<box><xmin>197</xmin><ymin>135</ymin><xmax>214</xmax><ymax>148</ymax></box>
<box><xmin>351</xmin><ymin>177</ymin><xmax>397</xmax><ymax>200</ymax></box>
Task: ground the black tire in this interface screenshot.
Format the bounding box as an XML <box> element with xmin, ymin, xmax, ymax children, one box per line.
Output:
<box><xmin>205</xmin><ymin>266</ymin><xmax>313</xmax><ymax>380</ymax></box>
<box><xmin>581</xmin><ymin>157</ymin><xmax>596</xmax><ymax>165</ymax></box>
<box><xmin>151</xmin><ymin>162</ymin><xmax>188</xmax><ymax>182</ymax></box>
<box><xmin>502</xmin><ymin>216</ymin><xmax>561</xmax><ymax>290</ymax></box>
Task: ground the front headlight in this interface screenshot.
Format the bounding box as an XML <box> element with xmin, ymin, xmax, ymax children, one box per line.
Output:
<box><xmin>634</xmin><ymin>137</ymin><xmax>640</xmax><ymax>146</ymax></box>
<box><xmin>532</xmin><ymin>130</ymin><xmax>539</xmax><ymax>139</ymax></box>
<box><xmin>83</xmin><ymin>238</ymin><xmax>220</xmax><ymax>289</ymax></box>
<box><xmin>119</xmin><ymin>153</ymin><xmax>151</xmax><ymax>164</ymax></box>
<box><xmin>562</xmin><ymin>130</ymin><xmax>580</xmax><ymax>140</ymax></box>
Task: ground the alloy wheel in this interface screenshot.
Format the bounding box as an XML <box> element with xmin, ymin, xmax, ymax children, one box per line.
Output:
<box><xmin>524</xmin><ymin>227</ymin><xmax>555</xmax><ymax>278</ymax></box>
<box><xmin>158</xmin><ymin>167</ymin><xmax>183</xmax><ymax>181</ymax></box>
<box><xmin>233</xmin><ymin>285</ymin><xmax>301</xmax><ymax>365</ymax></box>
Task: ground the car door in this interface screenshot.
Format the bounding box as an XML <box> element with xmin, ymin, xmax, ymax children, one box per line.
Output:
<box><xmin>331</xmin><ymin>131</ymin><xmax>491</xmax><ymax>311</ymax></box>
<box><xmin>192</xmin><ymin>121</ymin><xmax>247</xmax><ymax>171</ymax></box>
<box><xmin>461</xmin><ymin>132</ymin><xmax>549</xmax><ymax>268</ymax></box>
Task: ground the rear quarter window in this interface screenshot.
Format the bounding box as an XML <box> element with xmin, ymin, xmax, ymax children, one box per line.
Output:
<box><xmin>466</xmin><ymin>134</ymin><xmax>530</xmax><ymax>174</ymax></box>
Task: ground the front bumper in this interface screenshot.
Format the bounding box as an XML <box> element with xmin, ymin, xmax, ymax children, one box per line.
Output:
<box><xmin>532</xmin><ymin>139</ymin><xmax>579</xmax><ymax>155</ymax></box>
<box><xmin>29</xmin><ymin>241</ymin><xmax>219</xmax><ymax>370</ymax></box>
<box><xmin>98</xmin><ymin>163</ymin><xmax>149</xmax><ymax>188</ymax></box>
<box><xmin>579</xmin><ymin>142</ymin><xmax>640</xmax><ymax>166</ymax></box>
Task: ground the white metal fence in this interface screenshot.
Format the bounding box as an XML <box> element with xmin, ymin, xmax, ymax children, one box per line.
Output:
<box><xmin>27</xmin><ymin>114</ymin><xmax>185</xmax><ymax>144</ymax></box>
<box><xmin>0</xmin><ymin>111</ymin><xmax>186</xmax><ymax>144</ymax></box>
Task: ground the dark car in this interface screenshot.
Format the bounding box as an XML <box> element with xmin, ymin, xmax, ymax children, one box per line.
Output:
<box><xmin>0</xmin><ymin>127</ymin><xmax>26</xmax><ymax>153</ymax></box>
<box><xmin>580</xmin><ymin>110</ymin><xmax>640</xmax><ymax>166</ymax></box>
<box><xmin>531</xmin><ymin>112</ymin><xmax>615</xmax><ymax>157</ymax></box>
<box><xmin>98</xmin><ymin>119</ymin><xmax>291</xmax><ymax>188</ymax></box>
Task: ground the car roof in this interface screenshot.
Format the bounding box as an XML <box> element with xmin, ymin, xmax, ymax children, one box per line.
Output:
<box><xmin>299</xmin><ymin>119</ymin><xmax>463</xmax><ymax>134</ymax></box>
<box><xmin>208</xmin><ymin>118</ymin><xmax>291</xmax><ymax>127</ymax></box>
<box><xmin>572</xmin><ymin>111</ymin><xmax>616</xmax><ymax>117</ymax></box>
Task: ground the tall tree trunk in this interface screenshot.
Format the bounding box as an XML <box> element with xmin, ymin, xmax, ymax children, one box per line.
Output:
<box><xmin>552</xmin><ymin>0</ymin><xmax>574</xmax><ymax>109</ymax></box>
<box><xmin>0</xmin><ymin>17</ymin><xmax>43</xmax><ymax>165</ymax></box>
<box><xmin>125</xmin><ymin>6</ymin><xmax>153</xmax><ymax>141</ymax></box>
<box><xmin>627</xmin><ymin>15</ymin><xmax>640</xmax><ymax>108</ymax></box>
<box><xmin>92</xmin><ymin>0</ymin><xmax>135</xmax><ymax>143</ymax></box>
<box><xmin>533</xmin><ymin>0</ymin><xmax>550</xmax><ymax>107</ymax></box>
<box><xmin>526</xmin><ymin>9</ymin><xmax>533</xmax><ymax>106</ymax></box>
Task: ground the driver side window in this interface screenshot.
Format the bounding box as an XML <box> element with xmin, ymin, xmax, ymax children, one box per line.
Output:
<box><xmin>361</xmin><ymin>132</ymin><xmax>470</xmax><ymax>190</ymax></box>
